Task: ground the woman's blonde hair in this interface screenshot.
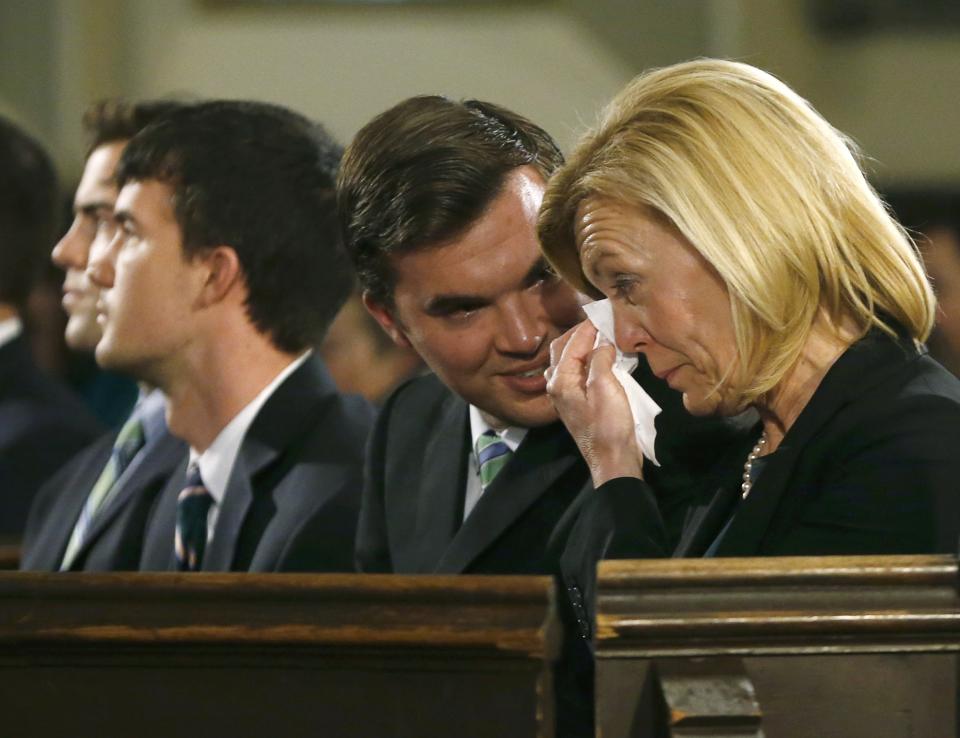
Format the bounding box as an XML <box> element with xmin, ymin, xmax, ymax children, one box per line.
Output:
<box><xmin>539</xmin><ymin>58</ymin><xmax>935</xmax><ymax>405</ymax></box>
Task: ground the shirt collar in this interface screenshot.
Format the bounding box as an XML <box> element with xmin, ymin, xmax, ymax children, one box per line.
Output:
<box><xmin>468</xmin><ymin>404</ymin><xmax>528</xmax><ymax>457</ymax></box>
<box><xmin>189</xmin><ymin>350</ymin><xmax>311</xmax><ymax>506</ymax></box>
<box><xmin>132</xmin><ymin>388</ymin><xmax>168</xmax><ymax>446</ymax></box>
<box><xmin>0</xmin><ymin>316</ymin><xmax>23</xmax><ymax>349</ymax></box>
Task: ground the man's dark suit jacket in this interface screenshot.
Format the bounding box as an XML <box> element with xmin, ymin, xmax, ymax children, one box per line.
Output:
<box><xmin>139</xmin><ymin>356</ymin><xmax>374</xmax><ymax>572</ymax></box>
<box><xmin>358</xmin><ymin>363</ymin><xmax>752</xmax><ymax>576</ymax></box>
<box><xmin>357</xmin><ymin>367</ymin><xmax>750</xmax><ymax>738</ymax></box>
<box><xmin>20</xmin><ymin>424</ymin><xmax>187</xmax><ymax>571</ymax></box>
<box><xmin>0</xmin><ymin>335</ymin><xmax>102</xmax><ymax>537</ymax></box>
<box><xmin>562</xmin><ymin>328</ymin><xmax>960</xmax><ymax>639</ymax></box>
<box><xmin>357</xmin><ymin>372</ymin><xmax>590</xmax><ymax>575</ymax></box>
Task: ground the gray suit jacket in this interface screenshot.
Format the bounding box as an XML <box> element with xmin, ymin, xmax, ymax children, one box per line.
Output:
<box><xmin>0</xmin><ymin>335</ymin><xmax>102</xmax><ymax>537</ymax></box>
<box><xmin>139</xmin><ymin>356</ymin><xmax>374</xmax><ymax>572</ymax></box>
<box><xmin>20</xmin><ymin>414</ymin><xmax>187</xmax><ymax>571</ymax></box>
<box><xmin>357</xmin><ymin>373</ymin><xmax>590</xmax><ymax>575</ymax></box>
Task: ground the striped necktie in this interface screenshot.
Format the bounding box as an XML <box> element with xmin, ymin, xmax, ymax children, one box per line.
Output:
<box><xmin>475</xmin><ymin>429</ymin><xmax>513</xmax><ymax>489</ymax></box>
<box><xmin>175</xmin><ymin>464</ymin><xmax>214</xmax><ymax>572</ymax></box>
<box><xmin>60</xmin><ymin>414</ymin><xmax>145</xmax><ymax>570</ymax></box>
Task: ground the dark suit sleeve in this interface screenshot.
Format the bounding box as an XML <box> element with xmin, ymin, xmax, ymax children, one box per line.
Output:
<box><xmin>20</xmin><ymin>452</ymin><xmax>81</xmax><ymax>553</ymax></box>
<box><xmin>354</xmin><ymin>388</ymin><xmax>398</xmax><ymax>573</ymax></box>
<box><xmin>559</xmin><ymin>476</ymin><xmax>670</xmax><ymax>639</ymax></box>
<box><xmin>0</xmin><ymin>418</ymin><xmax>101</xmax><ymax>538</ymax></box>
<box><xmin>766</xmin><ymin>390</ymin><xmax>960</xmax><ymax>555</ymax></box>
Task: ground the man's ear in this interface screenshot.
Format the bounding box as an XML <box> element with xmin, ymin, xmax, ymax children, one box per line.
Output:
<box><xmin>362</xmin><ymin>291</ymin><xmax>413</xmax><ymax>349</ymax></box>
<box><xmin>197</xmin><ymin>245</ymin><xmax>242</xmax><ymax>306</ymax></box>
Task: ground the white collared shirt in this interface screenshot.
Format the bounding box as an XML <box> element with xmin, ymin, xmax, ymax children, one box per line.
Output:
<box><xmin>0</xmin><ymin>316</ymin><xmax>23</xmax><ymax>349</ymax></box>
<box><xmin>188</xmin><ymin>350</ymin><xmax>311</xmax><ymax>542</ymax></box>
<box><xmin>462</xmin><ymin>405</ymin><xmax>528</xmax><ymax>522</ymax></box>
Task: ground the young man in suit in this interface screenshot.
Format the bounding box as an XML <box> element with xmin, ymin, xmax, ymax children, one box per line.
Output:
<box><xmin>339</xmin><ymin>96</ymin><xmax>751</xmax><ymax>737</ymax></box>
<box><xmin>21</xmin><ymin>100</ymin><xmax>189</xmax><ymax>571</ymax></box>
<box><xmin>339</xmin><ymin>97</ymin><xmax>589</xmax><ymax>576</ymax></box>
<box><xmin>0</xmin><ymin>115</ymin><xmax>103</xmax><ymax>538</ymax></box>
<box><xmin>88</xmin><ymin>101</ymin><xmax>373</xmax><ymax>572</ymax></box>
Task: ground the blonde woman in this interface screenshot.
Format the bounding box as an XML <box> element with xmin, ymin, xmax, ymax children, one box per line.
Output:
<box><xmin>539</xmin><ymin>60</ymin><xmax>960</xmax><ymax>629</ymax></box>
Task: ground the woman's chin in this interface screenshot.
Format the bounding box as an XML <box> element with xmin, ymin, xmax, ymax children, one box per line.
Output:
<box><xmin>680</xmin><ymin>391</ymin><xmax>726</xmax><ymax>417</ymax></box>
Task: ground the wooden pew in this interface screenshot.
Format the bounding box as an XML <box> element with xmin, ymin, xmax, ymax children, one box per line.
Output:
<box><xmin>0</xmin><ymin>572</ymin><xmax>559</xmax><ymax>738</ymax></box>
<box><xmin>595</xmin><ymin>555</ymin><xmax>960</xmax><ymax>738</ymax></box>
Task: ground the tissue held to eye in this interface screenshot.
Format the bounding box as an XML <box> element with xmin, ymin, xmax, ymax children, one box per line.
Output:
<box><xmin>582</xmin><ymin>299</ymin><xmax>661</xmax><ymax>466</ymax></box>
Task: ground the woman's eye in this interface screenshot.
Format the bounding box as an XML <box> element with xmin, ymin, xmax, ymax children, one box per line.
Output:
<box><xmin>539</xmin><ymin>265</ymin><xmax>559</xmax><ymax>284</ymax></box>
<box><xmin>613</xmin><ymin>275</ymin><xmax>639</xmax><ymax>301</ymax></box>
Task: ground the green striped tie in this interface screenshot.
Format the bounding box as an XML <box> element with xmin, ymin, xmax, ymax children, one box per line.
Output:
<box><xmin>476</xmin><ymin>430</ymin><xmax>513</xmax><ymax>489</ymax></box>
<box><xmin>60</xmin><ymin>415</ymin><xmax>145</xmax><ymax>569</ymax></box>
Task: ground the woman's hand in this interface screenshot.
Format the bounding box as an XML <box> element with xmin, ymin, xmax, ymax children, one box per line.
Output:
<box><xmin>545</xmin><ymin>320</ymin><xmax>644</xmax><ymax>486</ymax></box>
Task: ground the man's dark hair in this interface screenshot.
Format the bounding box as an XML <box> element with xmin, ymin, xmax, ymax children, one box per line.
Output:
<box><xmin>0</xmin><ymin>116</ymin><xmax>58</xmax><ymax>308</ymax></box>
<box><xmin>337</xmin><ymin>96</ymin><xmax>564</xmax><ymax>306</ymax></box>
<box><xmin>116</xmin><ymin>100</ymin><xmax>350</xmax><ymax>353</ymax></box>
<box><xmin>82</xmin><ymin>98</ymin><xmax>187</xmax><ymax>156</ymax></box>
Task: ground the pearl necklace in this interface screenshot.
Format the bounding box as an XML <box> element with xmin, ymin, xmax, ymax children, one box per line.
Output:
<box><xmin>741</xmin><ymin>431</ymin><xmax>768</xmax><ymax>499</ymax></box>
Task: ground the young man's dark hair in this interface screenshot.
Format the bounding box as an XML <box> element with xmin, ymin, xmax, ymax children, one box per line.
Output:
<box><xmin>117</xmin><ymin>101</ymin><xmax>351</xmax><ymax>352</ymax></box>
<box><xmin>337</xmin><ymin>96</ymin><xmax>564</xmax><ymax>307</ymax></box>
<box><xmin>82</xmin><ymin>99</ymin><xmax>189</xmax><ymax>156</ymax></box>
<box><xmin>0</xmin><ymin>116</ymin><xmax>58</xmax><ymax>309</ymax></box>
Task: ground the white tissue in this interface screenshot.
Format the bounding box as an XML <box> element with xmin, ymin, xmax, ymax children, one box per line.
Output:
<box><xmin>582</xmin><ymin>299</ymin><xmax>661</xmax><ymax>467</ymax></box>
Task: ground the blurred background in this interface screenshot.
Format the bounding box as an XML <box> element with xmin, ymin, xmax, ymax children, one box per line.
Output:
<box><xmin>3</xmin><ymin>0</ymin><xmax>960</xmax><ymax>185</ymax></box>
<box><xmin>2</xmin><ymin>0</ymin><xmax>960</xmax><ymax>399</ymax></box>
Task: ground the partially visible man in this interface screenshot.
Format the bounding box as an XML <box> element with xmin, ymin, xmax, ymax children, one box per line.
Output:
<box><xmin>340</xmin><ymin>97</ymin><xmax>589</xmax><ymax>576</ymax></box>
<box><xmin>21</xmin><ymin>100</ymin><xmax>189</xmax><ymax>572</ymax></box>
<box><xmin>0</xmin><ymin>115</ymin><xmax>102</xmax><ymax>537</ymax></box>
<box><xmin>89</xmin><ymin>101</ymin><xmax>374</xmax><ymax>572</ymax></box>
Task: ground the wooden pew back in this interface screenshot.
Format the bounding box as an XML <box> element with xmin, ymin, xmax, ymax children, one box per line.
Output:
<box><xmin>0</xmin><ymin>572</ymin><xmax>559</xmax><ymax>738</ymax></box>
<box><xmin>596</xmin><ymin>555</ymin><xmax>960</xmax><ymax>738</ymax></box>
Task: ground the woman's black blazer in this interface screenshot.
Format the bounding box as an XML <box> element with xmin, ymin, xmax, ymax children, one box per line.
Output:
<box><xmin>561</xmin><ymin>327</ymin><xmax>960</xmax><ymax>637</ymax></box>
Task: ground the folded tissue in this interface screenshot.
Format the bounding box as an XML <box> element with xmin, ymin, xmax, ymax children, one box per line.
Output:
<box><xmin>582</xmin><ymin>299</ymin><xmax>662</xmax><ymax>466</ymax></box>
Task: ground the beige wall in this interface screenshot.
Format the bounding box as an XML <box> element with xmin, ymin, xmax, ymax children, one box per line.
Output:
<box><xmin>2</xmin><ymin>0</ymin><xmax>959</xmax><ymax>186</ymax></box>
<box><xmin>814</xmin><ymin>33</ymin><xmax>960</xmax><ymax>185</ymax></box>
<box><xmin>124</xmin><ymin>0</ymin><xmax>630</xmax><ymax>153</ymax></box>
<box><xmin>730</xmin><ymin>0</ymin><xmax>960</xmax><ymax>186</ymax></box>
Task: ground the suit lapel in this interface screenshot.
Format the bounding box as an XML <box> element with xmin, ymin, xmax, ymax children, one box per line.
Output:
<box><xmin>673</xmin><ymin>449</ymin><xmax>748</xmax><ymax>557</ymax></box>
<box><xmin>73</xmin><ymin>432</ymin><xmax>186</xmax><ymax>563</ymax></box>
<box><xmin>202</xmin><ymin>355</ymin><xmax>334</xmax><ymax>571</ymax></box>
<box><xmin>409</xmin><ymin>396</ymin><xmax>470</xmax><ymax>572</ymax></box>
<box><xmin>201</xmin><ymin>452</ymin><xmax>257</xmax><ymax>571</ymax></box>
<box><xmin>711</xmin><ymin>437</ymin><xmax>804</xmax><ymax>556</ymax></box>
<box><xmin>139</xmin><ymin>455</ymin><xmax>188</xmax><ymax>570</ymax></box>
<box><xmin>23</xmin><ymin>436</ymin><xmax>112</xmax><ymax>570</ymax></box>
<box><xmin>434</xmin><ymin>422</ymin><xmax>581</xmax><ymax>573</ymax></box>
<box><xmin>708</xmin><ymin>330</ymin><xmax>921</xmax><ymax>557</ymax></box>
